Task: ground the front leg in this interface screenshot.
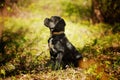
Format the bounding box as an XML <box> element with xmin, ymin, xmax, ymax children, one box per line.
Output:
<box><xmin>54</xmin><ymin>52</ymin><xmax>63</xmax><ymax>70</ymax></box>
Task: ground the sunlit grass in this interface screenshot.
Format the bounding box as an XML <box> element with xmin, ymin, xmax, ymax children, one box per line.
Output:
<box><xmin>65</xmin><ymin>21</ymin><xmax>93</xmax><ymax>48</ymax></box>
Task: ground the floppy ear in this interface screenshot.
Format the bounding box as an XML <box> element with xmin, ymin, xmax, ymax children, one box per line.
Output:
<box><xmin>56</xmin><ymin>19</ymin><xmax>66</xmax><ymax>27</ymax></box>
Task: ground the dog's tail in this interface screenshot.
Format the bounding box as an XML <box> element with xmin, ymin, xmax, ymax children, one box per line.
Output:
<box><xmin>76</xmin><ymin>53</ymin><xmax>83</xmax><ymax>60</ymax></box>
<box><xmin>74</xmin><ymin>52</ymin><xmax>83</xmax><ymax>67</ymax></box>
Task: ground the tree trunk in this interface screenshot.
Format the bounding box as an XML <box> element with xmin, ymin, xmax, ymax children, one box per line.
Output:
<box><xmin>91</xmin><ymin>0</ymin><xmax>120</xmax><ymax>24</ymax></box>
<box><xmin>91</xmin><ymin>0</ymin><xmax>104</xmax><ymax>24</ymax></box>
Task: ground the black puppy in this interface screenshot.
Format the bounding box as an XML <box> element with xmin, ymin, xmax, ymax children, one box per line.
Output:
<box><xmin>44</xmin><ymin>16</ymin><xmax>82</xmax><ymax>69</ymax></box>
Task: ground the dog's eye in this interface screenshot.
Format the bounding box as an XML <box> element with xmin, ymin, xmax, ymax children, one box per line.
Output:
<box><xmin>51</xmin><ymin>18</ymin><xmax>55</xmax><ymax>22</ymax></box>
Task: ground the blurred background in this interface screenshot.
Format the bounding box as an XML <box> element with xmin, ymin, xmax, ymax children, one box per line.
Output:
<box><xmin>0</xmin><ymin>0</ymin><xmax>120</xmax><ymax>79</ymax></box>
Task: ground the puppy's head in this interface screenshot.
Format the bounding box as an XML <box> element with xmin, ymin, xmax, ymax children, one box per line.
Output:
<box><xmin>44</xmin><ymin>16</ymin><xmax>66</xmax><ymax>32</ymax></box>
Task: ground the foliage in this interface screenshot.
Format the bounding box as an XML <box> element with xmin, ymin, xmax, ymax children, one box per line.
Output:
<box><xmin>0</xmin><ymin>17</ymin><xmax>49</xmax><ymax>77</ymax></box>
<box><xmin>100</xmin><ymin>0</ymin><xmax>120</xmax><ymax>24</ymax></box>
<box><xmin>62</xmin><ymin>0</ymin><xmax>91</xmax><ymax>22</ymax></box>
<box><xmin>92</xmin><ymin>0</ymin><xmax>120</xmax><ymax>24</ymax></box>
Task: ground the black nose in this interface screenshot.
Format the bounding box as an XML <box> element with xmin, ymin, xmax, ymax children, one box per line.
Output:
<box><xmin>44</xmin><ymin>18</ymin><xmax>49</xmax><ymax>22</ymax></box>
<box><xmin>44</xmin><ymin>18</ymin><xmax>50</xmax><ymax>24</ymax></box>
<box><xmin>44</xmin><ymin>18</ymin><xmax>49</xmax><ymax>26</ymax></box>
<box><xmin>44</xmin><ymin>18</ymin><xmax>51</xmax><ymax>23</ymax></box>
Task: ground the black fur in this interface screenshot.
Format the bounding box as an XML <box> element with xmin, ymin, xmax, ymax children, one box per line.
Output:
<box><xmin>44</xmin><ymin>16</ymin><xmax>82</xmax><ymax>69</ymax></box>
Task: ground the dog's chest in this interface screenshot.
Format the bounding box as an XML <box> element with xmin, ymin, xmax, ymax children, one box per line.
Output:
<box><xmin>48</xmin><ymin>38</ymin><xmax>57</xmax><ymax>53</ymax></box>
